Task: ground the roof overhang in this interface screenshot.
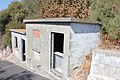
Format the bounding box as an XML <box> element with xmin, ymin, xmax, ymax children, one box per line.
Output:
<box><xmin>10</xmin><ymin>29</ymin><xmax>26</xmax><ymax>35</ymax></box>
<box><xmin>23</xmin><ymin>18</ymin><xmax>102</xmax><ymax>25</ymax></box>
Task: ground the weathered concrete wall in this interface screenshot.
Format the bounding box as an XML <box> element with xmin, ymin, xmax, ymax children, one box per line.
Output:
<box><xmin>69</xmin><ymin>23</ymin><xmax>101</xmax><ymax>72</ymax></box>
<box><xmin>11</xmin><ymin>32</ymin><xmax>26</xmax><ymax>61</ymax></box>
<box><xmin>88</xmin><ymin>49</ymin><xmax>120</xmax><ymax>80</ymax></box>
<box><xmin>26</xmin><ymin>23</ymin><xmax>71</xmax><ymax>79</ymax></box>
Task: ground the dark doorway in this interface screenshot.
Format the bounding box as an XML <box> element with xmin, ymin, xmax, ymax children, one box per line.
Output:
<box><xmin>21</xmin><ymin>39</ymin><xmax>26</xmax><ymax>61</ymax></box>
<box><xmin>51</xmin><ymin>32</ymin><xmax>64</xmax><ymax>73</ymax></box>
<box><xmin>15</xmin><ymin>37</ymin><xmax>18</xmax><ymax>48</ymax></box>
<box><xmin>54</xmin><ymin>33</ymin><xmax>64</xmax><ymax>53</ymax></box>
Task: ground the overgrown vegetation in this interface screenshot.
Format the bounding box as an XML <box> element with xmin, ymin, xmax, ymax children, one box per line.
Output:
<box><xmin>0</xmin><ymin>1</ymin><xmax>27</xmax><ymax>48</ymax></box>
<box><xmin>90</xmin><ymin>0</ymin><xmax>120</xmax><ymax>48</ymax></box>
<box><xmin>40</xmin><ymin>0</ymin><xmax>91</xmax><ymax>19</ymax></box>
<box><xmin>0</xmin><ymin>0</ymin><xmax>119</xmax><ymax>49</ymax></box>
<box><xmin>0</xmin><ymin>0</ymin><xmax>44</xmax><ymax>49</ymax></box>
<box><xmin>41</xmin><ymin>0</ymin><xmax>120</xmax><ymax>48</ymax></box>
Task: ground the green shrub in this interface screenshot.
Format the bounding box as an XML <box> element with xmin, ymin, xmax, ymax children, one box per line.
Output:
<box><xmin>90</xmin><ymin>0</ymin><xmax>120</xmax><ymax>39</ymax></box>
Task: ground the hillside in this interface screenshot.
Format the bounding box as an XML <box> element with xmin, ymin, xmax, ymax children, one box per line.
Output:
<box><xmin>40</xmin><ymin>0</ymin><xmax>90</xmax><ymax>19</ymax></box>
<box><xmin>40</xmin><ymin>0</ymin><xmax>120</xmax><ymax>50</ymax></box>
<box><xmin>0</xmin><ymin>0</ymin><xmax>120</xmax><ymax>50</ymax></box>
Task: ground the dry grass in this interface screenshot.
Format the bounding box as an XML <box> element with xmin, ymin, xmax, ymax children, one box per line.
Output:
<box><xmin>70</xmin><ymin>53</ymin><xmax>92</xmax><ymax>80</ymax></box>
<box><xmin>100</xmin><ymin>35</ymin><xmax>120</xmax><ymax>51</ymax></box>
<box><xmin>40</xmin><ymin>0</ymin><xmax>90</xmax><ymax>20</ymax></box>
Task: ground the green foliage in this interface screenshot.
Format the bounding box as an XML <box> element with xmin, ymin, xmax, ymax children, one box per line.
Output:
<box><xmin>5</xmin><ymin>32</ymin><xmax>11</xmax><ymax>46</ymax></box>
<box><xmin>90</xmin><ymin>0</ymin><xmax>120</xmax><ymax>39</ymax></box>
<box><xmin>0</xmin><ymin>0</ymin><xmax>44</xmax><ymax>47</ymax></box>
<box><xmin>0</xmin><ymin>0</ymin><xmax>119</xmax><ymax>47</ymax></box>
<box><xmin>0</xmin><ymin>10</ymin><xmax>10</xmax><ymax>35</ymax></box>
<box><xmin>23</xmin><ymin>0</ymin><xmax>45</xmax><ymax>19</ymax></box>
<box><xmin>0</xmin><ymin>1</ymin><xmax>27</xmax><ymax>47</ymax></box>
<box><xmin>8</xmin><ymin>1</ymin><xmax>28</xmax><ymax>22</ymax></box>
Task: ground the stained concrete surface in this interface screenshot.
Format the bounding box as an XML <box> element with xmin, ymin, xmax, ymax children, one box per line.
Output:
<box><xmin>0</xmin><ymin>61</ymin><xmax>50</xmax><ymax>80</ymax></box>
<box><xmin>88</xmin><ymin>49</ymin><xmax>120</xmax><ymax>80</ymax></box>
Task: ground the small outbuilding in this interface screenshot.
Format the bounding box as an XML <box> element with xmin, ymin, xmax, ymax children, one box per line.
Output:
<box><xmin>10</xmin><ymin>29</ymin><xmax>26</xmax><ymax>61</ymax></box>
<box><xmin>11</xmin><ymin>18</ymin><xmax>101</xmax><ymax>79</ymax></box>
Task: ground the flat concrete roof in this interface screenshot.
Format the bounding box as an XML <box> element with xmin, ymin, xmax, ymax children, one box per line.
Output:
<box><xmin>23</xmin><ymin>18</ymin><xmax>101</xmax><ymax>25</ymax></box>
<box><xmin>10</xmin><ymin>29</ymin><xmax>26</xmax><ymax>35</ymax></box>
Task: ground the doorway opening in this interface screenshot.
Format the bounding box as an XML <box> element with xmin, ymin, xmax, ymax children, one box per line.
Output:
<box><xmin>15</xmin><ymin>37</ymin><xmax>18</xmax><ymax>48</ymax></box>
<box><xmin>51</xmin><ymin>32</ymin><xmax>64</xmax><ymax>73</ymax></box>
<box><xmin>21</xmin><ymin>39</ymin><xmax>26</xmax><ymax>61</ymax></box>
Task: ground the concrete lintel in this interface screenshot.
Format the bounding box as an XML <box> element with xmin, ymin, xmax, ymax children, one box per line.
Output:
<box><xmin>10</xmin><ymin>29</ymin><xmax>26</xmax><ymax>35</ymax></box>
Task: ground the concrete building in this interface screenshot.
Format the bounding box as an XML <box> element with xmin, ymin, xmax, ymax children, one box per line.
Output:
<box><xmin>10</xmin><ymin>18</ymin><xmax>101</xmax><ymax>79</ymax></box>
<box><xmin>10</xmin><ymin>29</ymin><xmax>26</xmax><ymax>61</ymax></box>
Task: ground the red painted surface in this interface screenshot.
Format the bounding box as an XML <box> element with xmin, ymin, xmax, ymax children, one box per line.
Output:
<box><xmin>33</xmin><ymin>30</ymin><xmax>40</xmax><ymax>38</ymax></box>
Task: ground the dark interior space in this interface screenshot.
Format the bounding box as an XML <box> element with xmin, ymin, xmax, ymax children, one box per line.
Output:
<box><xmin>53</xmin><ymin>33</ymin><xmax>64</xmax><ymax>53</ymax></box>
<box><xmin>22</xmin><ymin>39</ymin><xmax>26</xmax><ymax>61</ymax></box>
<box><xmin>15</xmin><ymin>37</ymin><xmax>18</xmax><ymax>48</ymax></box>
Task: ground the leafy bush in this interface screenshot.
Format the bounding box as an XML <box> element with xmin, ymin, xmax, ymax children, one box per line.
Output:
<box><xmin>0</xmin><ymin>0</ymin><xmax>44</xmax><ymax>47</ymax></box>
<box><xmin>0</xmin><ymin>0</ymin><xmax>120</xmax><ymax>48</ymax></box>
<box><xmin>0</xmin><ymin>1</ymin><xmax>27</xmax><ymax>47</ymax></box>
<box><xmin>90</xmin><ymin>0</ymin><xmax>120</xmax><ymax>39</ymax></box>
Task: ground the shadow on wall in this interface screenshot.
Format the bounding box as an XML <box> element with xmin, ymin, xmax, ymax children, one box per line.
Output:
<box><xmin>71</xmin><ymin>24</ymin><xmax>100</xmax><ymax>34</ymax></box>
